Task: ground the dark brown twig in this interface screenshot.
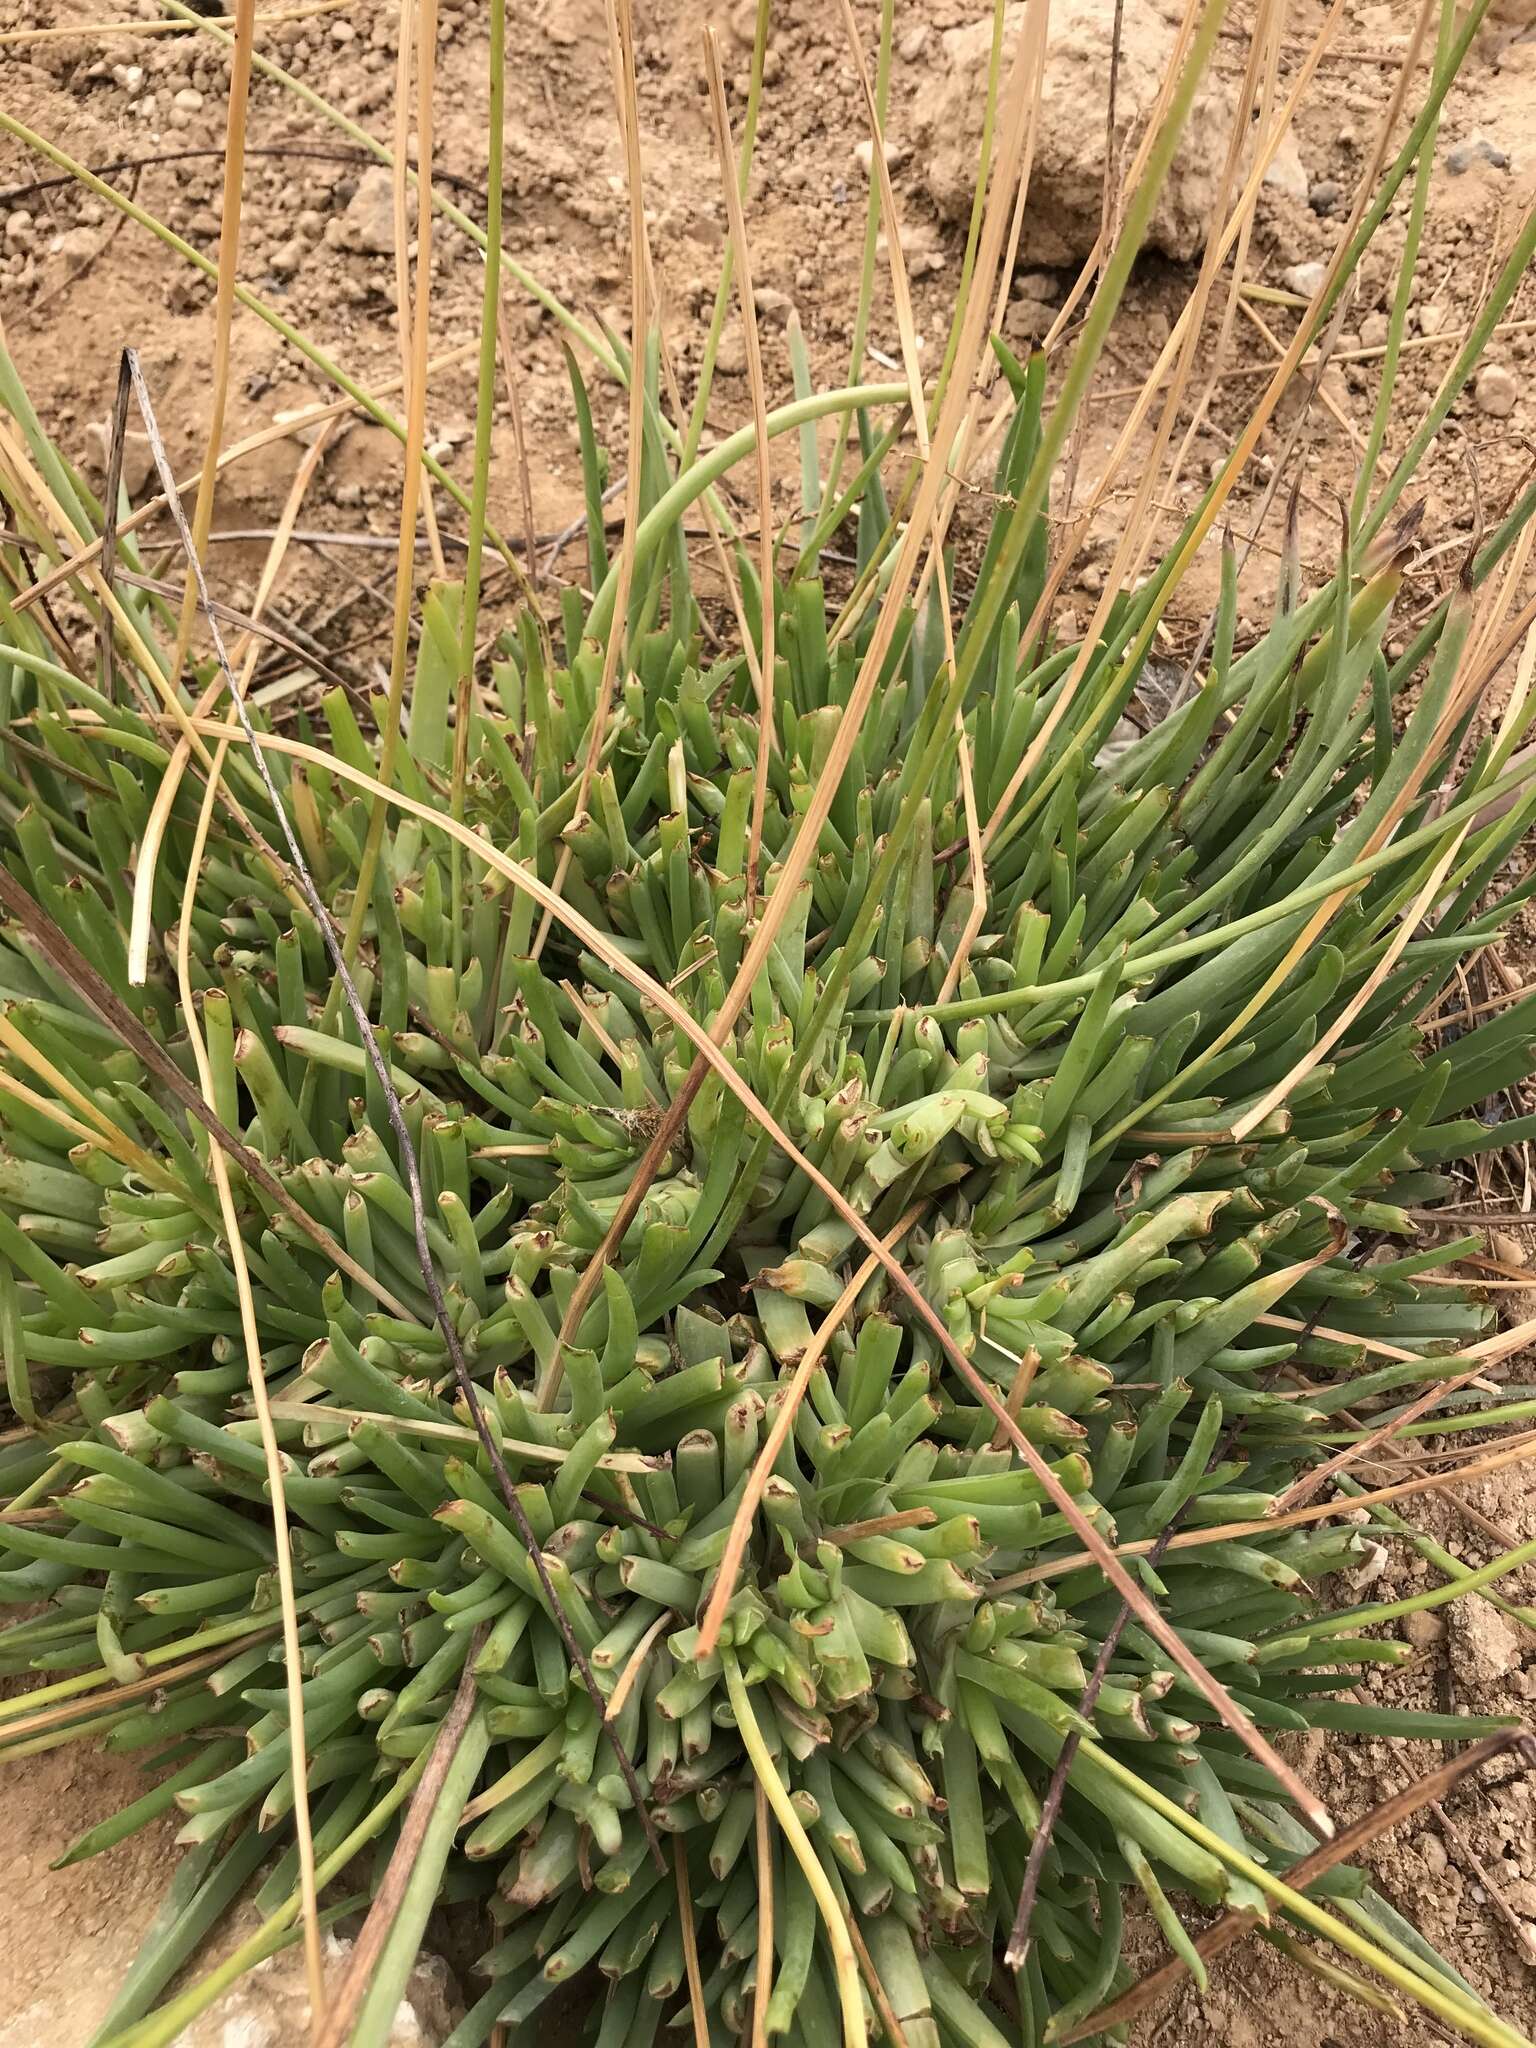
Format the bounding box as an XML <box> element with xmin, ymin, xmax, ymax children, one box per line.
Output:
<box><xmin>0</xmin><ymin>144</ymin><xmax>487</xmax><ymax>212</ymax></box>
<box><xmin>1005</xmin><ymin>1265</ymin><xmax>1363</xmax><ymax>1969</ymax></box>
<box><xmin>0</xmin><ymin>866</ymin><xmax>408</xmax><ymax>1319</ymax></box>
<box><xmin>1055</xmin><ymin>1732</ymin><xmax>1536</xmax><ymax>2043</ymax></box>
<box><xmin>310</xmin><ymin>1627</ymin><xmax>487</xmax><ymax>2048</ymax></box>
<box><xmin>1003</xmin><ymin>1490</ymin><xmax>1185</xmax><ymax>1968</ymax></box>
<box><xmin>107</xmin><ymin>564</ymin><xmax>364</xmax><ymax>697</ymax></box>
<box><xmin>118</xmin><ymin>346</ymin><xmax>664</xmax><ymax>1871</ymax></box>
<box><xmin>98</xmin><ymin>351</ymin><xmax>133</xmax><ymax>706</ymax></box>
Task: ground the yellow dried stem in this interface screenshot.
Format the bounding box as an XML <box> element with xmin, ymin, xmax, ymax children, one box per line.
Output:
<box><xmin>703</xmin><ymin>26</ymin><xmax>775</xmax><ymax>913</ymax></box>
<box><xmin>175</xmin><ymin>732</ymin><xmax>327</xmax><ymax>2031</ymax></box>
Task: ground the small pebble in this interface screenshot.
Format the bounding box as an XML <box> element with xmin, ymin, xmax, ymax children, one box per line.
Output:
<box><xmin>173</xmin><ymin>85</ymin><xmax>204</xmax><ymax>111</ymax></box>
<box><xmin>1360</xmin><ymin>310</ymin><xmax>1390</xmax><ymax>349</ymax></box>
<box><xmin>53</xmin><ymin>226</ymin><xmax>100</xmax><ymax>263</ymax></box>
<box><xmin>899</xmin><ymin>23</ymin><xmax>930</xmax><ymax>60</ymax></box>
<box><xmin>84</xmin><ymin>419</ymin><xmax>155</xmax><ymax>495</ymax></box>
<box><xmin>3</xmin><ymin>208</ymin><xmax>33</xmax><ymax>245</ymax></box>
<box><xmin>853</xmin><ymin>136</ymin><xmax>907</xmax><ymax>175</ymax></box>
<box><xmin>1263</xmin><ymin>137</ymin><xmax>1310</xmax><ymax>206</ymax></box>
<box><xmin>1282</xmin><ymin>260</ymin><xmax>1327</xmax><ymax>298</ymax></box>
<box><xmin>1417</xmin><ymin>300</ymin><xmax>1450</xmax><ymax>337</ymax></box>
<box><xmin>1308</xmin><ymin>177</ymin><xmax>1343</xmax><ymax>214</ymax></box>
<box><xmin>269</xmin><ymin>235</ymin><xmax>306</xmax><ymax>278</ymax></box>
<box><xmin>1475</xmin><ymin>363</ymin><xmax>1518</xmax><ymax>419</ymax></box>
<box><xmin>715</xmin><ymin>321</ymin><xmax>747</xmax><ymax>377</ymax></box>
<box><xmin>1447</xmin><ymin>136</ymin><xmax>1509</xmax><ymax>175</ymax></box>
<box><xmin>1004</xmin><ymin>294</ymin><xmax>1054</xmax><ymax>342</ymax></box>
<box><xmin>1422</xmin><ymin>1834</ymin><xmax>1449</xmax><ymax>1877</ymax></box>
<box><xmin>339</xmin><ymin>165</ymin><xmax>396</xmax><ymax>255</ymax></box>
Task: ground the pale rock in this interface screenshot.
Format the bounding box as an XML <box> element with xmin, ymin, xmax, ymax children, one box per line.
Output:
<box><xmin>1262</xmin><ymin>130</ymin><xmax>1310</xmax><ymax>205</ymax></box>
<box><xmin>84</xmin><ymin>419</ymin><xmax>156</xmax><ymax>497</ymax></box>
<box><xmin>1475</xmin><ymin>362</ymin><xmax>1518</xmax><ymax>418</ymax></box>
<box><xmin>269</xmin><ymin>235</ymin><xmax>306</xmax><ymax>278</ymax></box>
<box><xmin>715</xmin><ymin>321</ymin><xmax>747</xmax><ymax>377</ymax></box>
<box><xmin>1349</xmin><ymin>1539</ymin><xmax>1388</xmax><ymax>1590</ymax></box>
<box><xmin>173</xmin><ymin>85</ymin><xmax>204</xmax><ymax>110</ymax></box>
<box><xmin>341</xmin><ymin>165</ymin><xmax>397</xmax><ymax>255</ymax></box>
<box><xmin>1451</xmin><ymin>1601</ymin><xmax>1522</xmax><ymax>1687</ymax></box>
<box><xmin>53</xmin><ymin>226</ymin><xmax>101</xmax><ymax>264</ymax></box>
<box><xmin>1402</xmin><ymin>1609</ymin><xmax>1444</xmax><ymax>1649</ymax></box>
<box><xmin>1004</xmin><ymin>291</ymin><xmax>1055</xmax><ymax>342</ymax></box>
<box><xmin>3</xmin><ymin>209</ymin><xmax>33</xmax><ymax>245</ymax></box>
<box><xmin>181</xmin><ymin>1941</ymin><xmax>458</xmax><ymax>2047</ymax></box>
<box><xmin>1421</xmin><ymin>1832</ymin><xmax>1450</xmax><ymax>1877</ymax></box>
<box><xmin>1417</xmin><ymin>299</ymin><xmax>1450</xmax><ymax>337</ymax></box>
<box><xmin>1094</xmin><ymin>715</ymin><xmax>1141</xmax><ymax>769</ymax></box>
<box><xmin>274</xmin><ymin>406</ymin><xmax>343</xmax><ymax>450</ymax></box>
<box><xmin>917</xmin><ymin>0</ymin><xmax>1246</xmax><ymax>263</ymax></box>
<box><xmin>853</xmin><ymin>136</ymin><xmax>908</xmax><ymax>175</ymax></box>
<box><xmin>1281</xmin><ymin>259</ymin><xmax>1327</xmax><ymax>298</ymax></box>
<box><xmin>899</xmin><ymin>22</ymin><xmax>930</xmax><ymax>59</ymax></box>
<box><xmin>1360</xmin><ymin>310</ymin><xmax>1390</xmax><ymax>349</ymax></box>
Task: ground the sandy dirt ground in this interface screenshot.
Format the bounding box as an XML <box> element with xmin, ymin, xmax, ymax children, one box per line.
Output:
<box><xmin>3</xmin><ymin>0</ymin><xmax>1536</xmax><ymax>2038</ymax></box>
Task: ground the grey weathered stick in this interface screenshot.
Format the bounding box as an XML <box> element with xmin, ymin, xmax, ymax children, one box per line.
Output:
<box><xmin>310</xmin><ymin>1628</ymin><xmax>486</xmax><ymax>2048</ymax></box>
<box><xmin>97</xmin><ymin>348</ymin><xmax>133</xmax><ymax>706</ymax></box>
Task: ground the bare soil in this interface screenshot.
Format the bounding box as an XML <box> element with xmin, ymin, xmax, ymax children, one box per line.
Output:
<box><xmin>3</xmin><ymin>0</ymin><xmax>1536</xmax><ymax>2039</ymax></box>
